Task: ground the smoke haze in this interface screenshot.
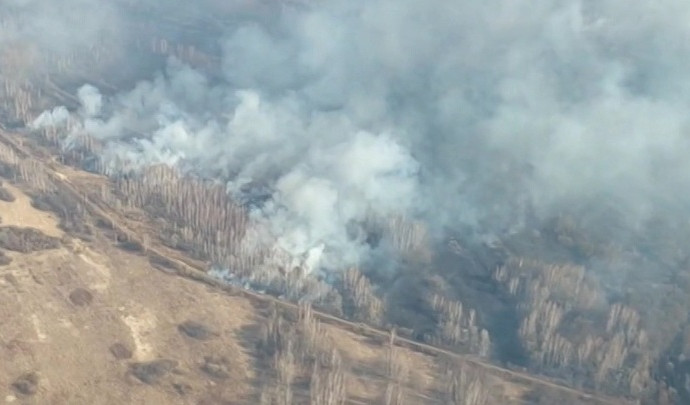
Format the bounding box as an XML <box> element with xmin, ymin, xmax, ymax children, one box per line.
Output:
<box><xmin>23</xmin><ymin>0</ymin><xmax>690</xmax><ymax>274</ymax></box>
<box><xmin>1</xmin><ymin>0</ymin><xmax>123</xmax><ymax>68</ymax></box>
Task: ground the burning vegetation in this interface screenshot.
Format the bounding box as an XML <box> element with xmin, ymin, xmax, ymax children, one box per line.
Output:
<box><xmin>2</xmin><ymin>1</ymin><xmax>690</xmax><ymax>404</ymax></box>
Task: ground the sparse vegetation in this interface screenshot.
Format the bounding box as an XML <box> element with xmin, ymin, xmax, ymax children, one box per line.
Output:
<box><xmin>112</xmin><ymin>166</ymin><xmax>249</xmax><ymax>268</ymax></box>
<box><xmin>309</xmin><ymin>349</ymin><xmax>346</xmax><ymax>405</ymax></box>
<box><xmin>341</xmin><ymin>267</ymin><xmax>383</xmax><ymax>325</ymax></box>
<box><xmin>0</xmin><ymin>250</ymin><xmax>10</xmax><ymax>266</ymax></box>
<box><xmin>30</xmin><ymin>190</ymin><xmax>92</xmax><ymax>238</ymax></box>
<box><xmin>442</xmin><ymin>359</ymin><xmax>491</xmax><ymax>405</ymax></box>
<box><xmin>429</xmin><ymin>294</ymin><xmax>491</xmax><ymax>357</ymax></box>
<box><xmin>384</xmin><ymin>331</ymin><xmax>407</xmax><ymax>405</ymax></box>
<box><xmin>0</xmin><ymin>181</ymin><xmax>15</xmax><ymax>202</ymax></box>
<box><xmin>178</xmin><ymin>320</ymin><xmax>215</xmax><ymax>341</ymax></box>
<box><xmin>254</xmin><ymin>303</ymin><xmax>350</xmax><ymax>404</ymax></box>
<box><xmin>11</xmin><ymin>372</ymin><xmax>39</xmax><ymax>396</ymax></box>
<box><xmin>494</xmin><ymin>258</ymin><xmax>654</xmax><ymax>396</ymax></box>
<box><xmin>68</xmin><ymin>288</ymin><xmax>93</xmax><ymax>306</ymax></box>
<box><xmin>0</xmin><ymin>226</ymin><xmax>60</xmax><ymax>252</ymax></box>
<box><xmin>109</xmin><ymin>343</ymin><xmax>133</xmax><ymax>360</ymax></box>
<box><xmin>201</xmin><ymin>355</ymin><xmax>232</xmax><ymax>380</ymax></box>
<box><xmin>130</xmin><ymin>359</ymin><xmax>178</xmax><ymax>385</ymax></box>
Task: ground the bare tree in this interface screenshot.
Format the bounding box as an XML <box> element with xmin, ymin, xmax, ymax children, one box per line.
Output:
<box><xmin>342</xmin><ymin>267</ymin><xmax>383</xmax><ymax>325</ymax></box>
<box><xmin>310</xmin><ymin>349</ymin><xmax>346</xmax><ymax>405</ymax></box>
<box><xmin>273</xmin><ymin>337</ymin><xmax>295</xmax><ymax>405</ymax></box>
<box><xmin>430</xmin><ymin>294</ymin><xmax>490</xmax><ymax>357</ymax></box>
<box><xmin>494</xmin><ymin>258</ymin><xmax>653</xmax><ymax>395</ymax></box>
<box><xmin>384</xmin><ymin>329</ymin><xmax>407</xmax><ymax>405</ymax></box>
<box><xmin>443</xmin><ymin>362</ymin><xmax>490</xmax><ymax>405</ymax></box>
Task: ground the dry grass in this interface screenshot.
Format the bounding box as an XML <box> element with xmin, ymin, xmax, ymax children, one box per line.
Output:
<box><xmin>0</xmin><ymin>182</ymin><xmax>62</xmax><ymax>237</ymax></box>
<box><xmin>0</xmin><ymin>236</ymin><xmax>257</xmax><ymax>404</ymax></box>
<box><xmin>0</xmin><ymin>226</ymin><xmax>61</xmax><ymax>252</ymax></box>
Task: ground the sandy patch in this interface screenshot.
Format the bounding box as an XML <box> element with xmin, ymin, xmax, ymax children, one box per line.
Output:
<box><xmin>31</xmin><ymin>313</ymin><xmax>48</xmax><ymax>342</ymax></box>
<box><xmin>0</xmin><ymin>182</ymin><xmax>62</xmax><ymax>237</ymax></box>
<box><xmin>122</xmin><ymin>309</ymin><xmax>158</xmax><ymax>361</ymax></box>
<box><xmin>76</xmin><ymin>247</ymin><xmax>111</xmax><ymax>291</ymax></box>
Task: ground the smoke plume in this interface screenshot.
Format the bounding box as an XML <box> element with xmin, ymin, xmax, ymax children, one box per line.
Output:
<box><xmin>25</xmin><ymin>0</ymin><xmax>690</xmax><ymax>275</ymax></box>
<box><xmin>1</xmin><ymin>0</ymin><xmax>123</xmax><ymax>73</ymax></box>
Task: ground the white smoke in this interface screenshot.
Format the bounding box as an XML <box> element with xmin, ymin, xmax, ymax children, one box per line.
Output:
<box><xmin>32</xmin><ymin>61</ymin><xmax>421</xmax><ymax>273</ymax></box>
<box><xmin>27</xmin><ymin>0</ymin><xmax>690</xmax><ymax>273</ymax></box>
<box><xmin>30</xmin><ymin>106</ymin><xmax>70</xmax><ymax>129</ymax></box>
<box><xmin>0</xmin><ymin>0</ymin><xmax>122</xmax><ymax>65</ymax></box>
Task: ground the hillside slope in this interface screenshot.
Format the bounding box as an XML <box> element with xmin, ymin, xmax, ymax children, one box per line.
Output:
<box><xmin>0</xmin><ymin>129</ymin><xmax>628</xmax><ymax>405</ymax></box>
